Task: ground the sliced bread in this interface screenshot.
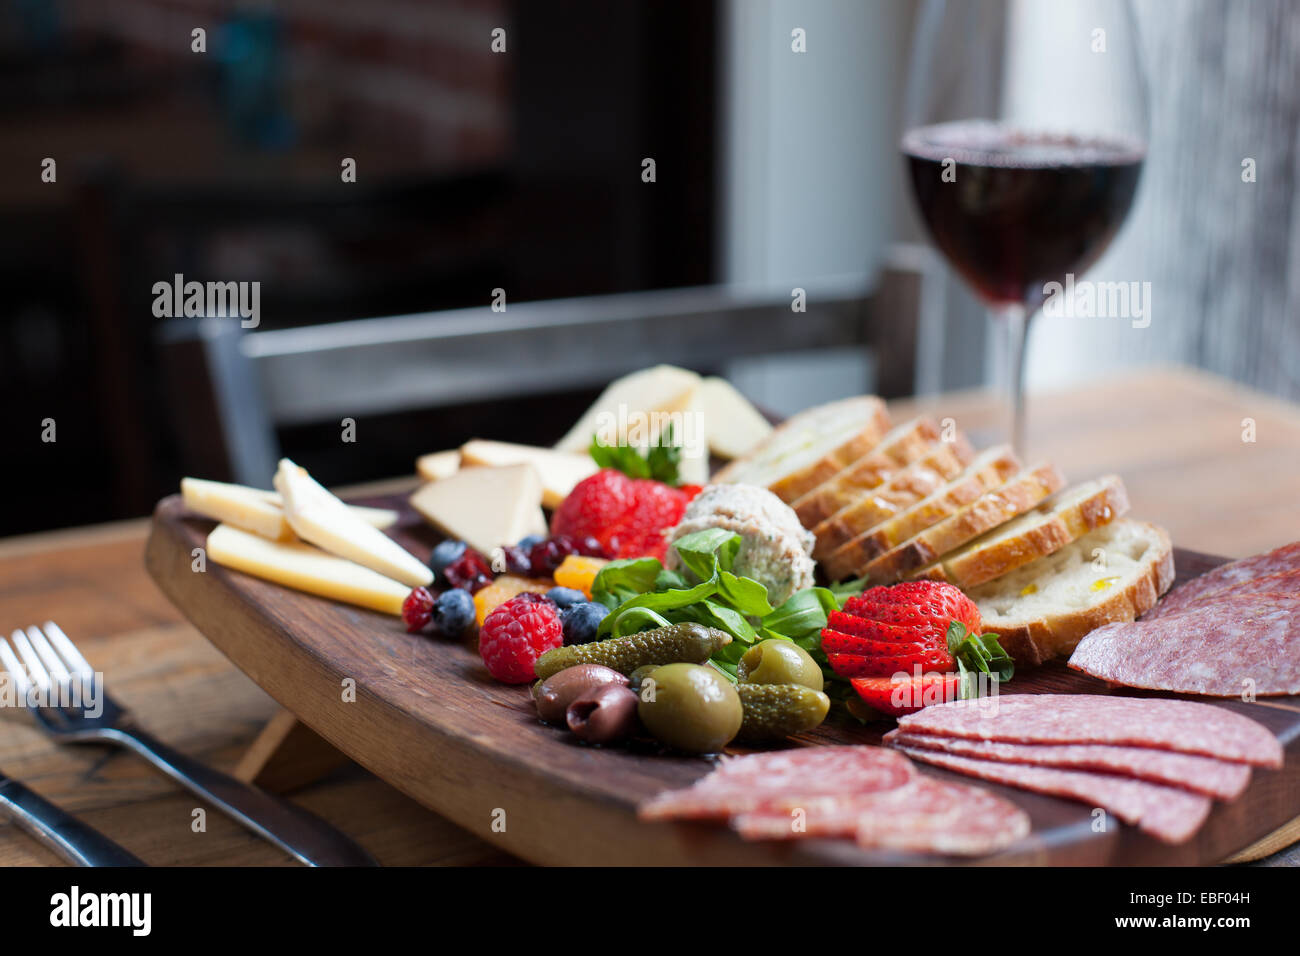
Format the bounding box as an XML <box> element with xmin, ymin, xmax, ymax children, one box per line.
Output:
<box><xmin>810</xmin><ymin>438</ymin><xmax>979</xmax><ymax>561</ymax></box>
<box><xmin>790</xmin><ymin>417</ymin><xmax>952</xmax><ymax>527</ymax></box>
<box><xmin>712</xmin><ymin>396</ymin><xmax>891</xmax><ymax>503</ymax></box>
<box><xmin>968</xmin><ymin>519</ymin><xmax>1175</xmax><ymax>666</ymax></box>
<box><xmin>819</xmin><ymin>445</ymin><xmax>1022</xmax><ymax>580</ymax></box>
<box><xmin>910</xmin><ymin>474</ymin><xmax>1130</xmax><ymax>588</ymax></box>
<box><xmin>857</xmin><ymin>462</ymin><xmax>1066</xmax><ymax>584</ymax></box>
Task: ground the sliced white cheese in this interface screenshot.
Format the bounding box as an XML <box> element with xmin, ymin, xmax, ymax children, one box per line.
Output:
<box><xmin>554</xmin><ymin>364</ymin><xmax>701</xmax><ymax>453</ymax></box>
<box><xmin>240</xmin><ymin>486</ymin><xmax>399</xmax><ymax>530</ymax></box>
<box><xmin>692</xmin><ymin>376</ymin><xmax>772</xmax><ymax>460</ymax></box>
<box><xmin>206</xmin><ymin>524</ymin><xmax>409</xmax><ymax>615</ymax></box>
<box><xmin>416</xmin><ymin>449</ymin><xmax>461</xmax><ymax>483</ymax></box>
<box><xmin>274</xmin><ymin>458</ymin><xmax>432</xmax><ymax>588</ymax></box>
<box><xmin>459</xmin><ymin>439</ymin><xmax>597</xmax><ymax>508</ymax></box>
<box><xmin>409</xmin><ymin>463</ymin><xmax>546</xmax><ymax>555</ymax></box>
<box><xmin>182</xmin><ymin>477</ymin><xmax>293</xmax><ymax>541</ymax></box>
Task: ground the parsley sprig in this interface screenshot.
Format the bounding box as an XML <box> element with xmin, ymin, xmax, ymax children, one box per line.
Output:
<box><xmin>588</xmin><ymin>424</ymin><xmax>684</xmax><ymax>486</ymax></box>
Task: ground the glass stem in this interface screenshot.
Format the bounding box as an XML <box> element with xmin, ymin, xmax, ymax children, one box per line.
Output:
<box><xmin>996</xmin><ymin>304</ymin><xmax>1030</xmax><ymax>457</ymax></box>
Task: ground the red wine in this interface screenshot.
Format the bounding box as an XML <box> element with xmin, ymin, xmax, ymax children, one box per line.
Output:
<box><xmin>903</xmin><ymin>122</ymin><xmax>1145</xmax><ymax>309</ymax></box>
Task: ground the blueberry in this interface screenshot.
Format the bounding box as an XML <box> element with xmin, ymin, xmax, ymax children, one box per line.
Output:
<box><xmin>429</xmin><ymin>540</ymin><xmax>468</xmax><ymax>584</ymax></box>
<box><xmin>545</xmin><ymin>586</ymin><xmax>586</xmax><ymax>610</ymax></box>
<box><xmin>517</xmin><ymin>534</ymin><xmax>546</xmax><ymax>551</ymax></box>
<box><xmin>432</xmin><ymin>588</ymin><xmax>475</xmax><ymax>637</ymax></box>
<box><xmin>561</xmin><ymin>602</ymin><xmax>607</xmax><ymax>646</ymax></box>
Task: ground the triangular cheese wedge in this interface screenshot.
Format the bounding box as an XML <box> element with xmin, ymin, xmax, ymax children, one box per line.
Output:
<box><xmin>554</xmin><ymin>365</ymin><xmax>700</xmax><ymax>452</ymax></box>
<box><xmin>416</xmin><ymin>449</ymin><xmax>461</xmax><ymax>483</ymax></box>
<box><xmin>274</xmin><ymin>459</ymin><xmax>432</xmax><ymax>588</ymax></box>
<box><xmin>182</xmin><ymin>477</ymin><xmax>294</xmax><ymax>541</ymax></box>
<box><xmin>692</xmin><ymin>376</ymin><xmax>772</xmax><ymax>459</ymax></box>
<box><xmin>459</xmin><ymin>440</ymin><xmax>597</xmax><ymax>508</ymax></box>
<box><xmin>409</xmin><ymin>464</ymin><xmax>546</xmax><ymax>555</ymax></box>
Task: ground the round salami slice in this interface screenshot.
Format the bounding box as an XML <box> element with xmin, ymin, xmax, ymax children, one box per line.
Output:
<box><xmin>637</xmin><ymin>745</ymin><xmax>914</xmax><ymax>822</ymax></box>
<box><xmin>895</xmin><ymin>694</ymin><xmax>1282</xmax><ymax>767</ymax></box>
<box><xmin>1148</xmin><ymin>542</ymin><xmax>1300</xmax><ymax>620</ymax></box>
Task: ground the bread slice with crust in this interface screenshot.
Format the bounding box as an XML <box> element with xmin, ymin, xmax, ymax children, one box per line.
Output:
<box><xmin>819</xmin><ymin>446</ymin><xmax>1022</xmax><ymax>580</ymax></box>
<box><xmin>790</xmin><ymin>417</ymin><xmax>949</xmax><ymax>527</ymax></box>
<box><xmin>969</xmin><ymin>519</ymin><xmax>1175</xmax><ymax>666</ymax></box>
<box><xmin>712</xmin><ymin>396</ymin><xmax>891</xmax><ymax>503</ymax></box>
<box><xmin>911</xmin><ymin>474</ymin><xmax>1130</xmax><ymax>589</ymax></box>
<box><xmin>810</xmin><ymin>437</ymin><xmax>978</xmax><ymax>561</ymax></box>
<box><xmin>857</xmin><ymin>463</ymin><xmax>1065</xmax><ymax>584</ymax></box>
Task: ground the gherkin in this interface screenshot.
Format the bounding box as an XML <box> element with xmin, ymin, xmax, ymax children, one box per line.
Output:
<box><xmin>735</xmin><ymin>683</ymin><xmax>830</xmax><ymax>741</ymax></box>
<box><xmin>533</xmin><ymin>623</ymin><xmax>730</xmax><ymax>680</ymax></box>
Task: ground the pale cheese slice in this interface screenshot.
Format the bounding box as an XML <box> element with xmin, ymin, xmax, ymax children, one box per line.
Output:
<box><xmin>240</xmin><ymin>487</ymin><xmax>399</xmax><ymax>530</ymax></box>
<box><xmin>416</xmin><ymin>450</ymin><xmax>461</xmax><ymax>483</ymax></box>
<box><xmin>692</xmin><ymin>376</ymin><xmax>772</xmax><ymax>459</ymax></box>
<box><xmin>206</xmin><ymin>524</ymin><xmax>409</xmax><ymax>615</ymax></box>
<box><xmin>459</xmin><ymin>440</ymin><xmax>597</xmax><ymax>508</ymax></box>
<box><xmin>274</xmin><ymin>458</ymin><xmax>432</xmax><ymax>588</ymax></box>
<box><xmin>554</xmin><ymin>365</ymin><xmax>701</xmax><ymax>452</ymax></box>
<box><xmin>409</xmin><ymin>463</ymin><xmax>546</xmax><ymax>555</ymax></box>
<box><xmin>182</xmin><ymin>477</ymin><xmax>294</xmax><ymax>541</ymax></box>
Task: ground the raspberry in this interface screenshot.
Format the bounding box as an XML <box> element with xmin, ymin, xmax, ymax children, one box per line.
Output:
<box><xmin>402</xmin><ymin>587</ymin><xmax>435</xmax><ymax>633</ymax></box>
<box><xmin>444</xmin><ymin>548</ymin><xmax>493</xmax><ymax>590</ymax></box>
<box><xmin>478</xmin><ymin>592</ymin><xmax>564</xmax><ymax>684</ymax></box>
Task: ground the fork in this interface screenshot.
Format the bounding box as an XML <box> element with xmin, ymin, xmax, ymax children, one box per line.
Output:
<box><xmin>3</xmin><ymin>622</ymin><xmax>377</xmax><ymax>867</ymax></box>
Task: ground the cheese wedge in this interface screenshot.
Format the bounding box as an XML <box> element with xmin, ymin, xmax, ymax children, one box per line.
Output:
<box><xmin>416</xmin><ymin>450</ymin><xmax>461</xmax><ymax>483</ymax></box>
<box><xmin>182</xmin><ymin>478</ymin><xmax>398</xmax><ymax>539</ymax></box>
<box><xmin>410</xmin><ymin>463</ymin><xmax>547</xmax><ymax>555</ymax></box>
<box><xmin>274</xmin><ymin>459</ymin><xmax>432</xmax><ymax>588</ymax></box>
<box><xmin>555</xmin><ymin>365</ymin><xmax>701</xmax><ymax>453</ymax></box>
<box><xmin>691</xmin><ymin>376</ymin><xmax>772</xmax><ymax>459</ymax></box>
<box><xmin>206</xmin><ymin>524</ymin><xmax>409</xmax><ymax>615</ymax></box>
<box><xmin>459</xmin><ymin>440</ymin><xmax>597</xmax><ymax>508</ymax></box>
<box><xmin>182</xmin><ymin>477</ymin><xmax>294</xmax><ymax>541</ymax></box>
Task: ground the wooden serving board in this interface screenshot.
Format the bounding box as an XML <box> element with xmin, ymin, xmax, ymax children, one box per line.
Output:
<box><xmin>145</xmin><ymin>492</ymin><xmax>1300</xmax><ymax>866</ymax></box>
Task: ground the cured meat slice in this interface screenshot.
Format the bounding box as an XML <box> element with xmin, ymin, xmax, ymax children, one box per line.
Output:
<box><xmin>896</xmin><ymin>694</ymin><xmax>1282</xmax><ymax>767</ymax></box>
<box><xmin>884</xmin><ymin>730</ymin><xmax>1252</xmax><ymax>800</ymax></box>
<box><xmin>732</xmin><ymin>775</ymin><xmax>1030</xmax><ymax>857</ymax></box>
<box><xmin>894</xmin><ymin>745</ymin><xmax>1212</xmax><ymax>844</ymax></box>
<box><xmin>1148</xmin><ymin>542</ymin><xmax>1300</xmax><ymax>620</ymax></box>
<box><xmin>1069</xmin><ymin>598</ymin><xmax>1300</xmax><ymax>697</ymax></box>
<box><xmin>1146</xmin><ymin>568</ymin><xmax>1300</xmax><ymax>619</ymax></box>
<box><xmin>637</xmin><ymin>746</ymin><xmax>914</xmax><ymax>822</ymax></box>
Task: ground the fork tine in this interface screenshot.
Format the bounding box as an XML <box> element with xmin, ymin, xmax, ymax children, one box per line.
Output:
<box><xmin>0</xmin><ymin>634</ymin><xmax>31</xmax><ymax>698</ymax></box>
<box><xmin>25</xmin><ymin>626</ymin><xmax>70</xmax><ymax>685</ymax></box>
<box><xmin>11</xmin><ymin>629</ymin><xmax>51</xmax><ymax>694</ymax></box>
<box><xmin>41</xmin><ymin>622</ymin><xmax>94</xmax><ymax>682</ymax></box>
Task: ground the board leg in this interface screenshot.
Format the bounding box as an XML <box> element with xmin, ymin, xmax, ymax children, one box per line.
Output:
<box><xmin>233</xmin><ymin>708</ymin><xmax>351</xmax><ymax>793</ymax></box>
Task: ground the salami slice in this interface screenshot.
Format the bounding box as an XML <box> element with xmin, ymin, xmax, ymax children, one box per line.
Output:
<box><xmin>894</xmin><ymin>745</ymin><xmax>1212</xmax><ymax>844</ymax></box>
<box><xmin>732</xmin><ymin>775</ymin><xmax>1030</xmax><ymax>857</ymax></box>
<box><xmin>1069</xmin><ymin>598</ymin><xmax>1300</xmax><ymax>697</ymax></box>
<box><xmin>1148</xmin><ymin>542</ymin><xmax>1300</xmax><ymax>619</ymax></box>
<box><xmin>896</xmin><ymin>694</ymin><xmax>1282</xmax><ymax>767</ymax></box>
<box><xmin>884</xmin><ymin>730</ymin><xmax>1252</xmax><ymax>800</ymax></box>
<box><xmin>637</xmin><ymin>746</ymin><xmax>914</xmax><ymax>822</ymax></box>
<box><xmin>1145</xmin><ymin>568</ymin><xmax>1300</xmax><ymax>619</ymax></box>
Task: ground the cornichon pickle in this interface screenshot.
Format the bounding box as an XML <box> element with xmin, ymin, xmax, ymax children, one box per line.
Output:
<box><xmin>532</xmin><ymin>622</ymin><xmax>731</xmax><ymax>681</ymax></box>
<box><xmin>735</xmin><ymin>683</ymin><xmax>830</xmax><ymax>741</ymax></box>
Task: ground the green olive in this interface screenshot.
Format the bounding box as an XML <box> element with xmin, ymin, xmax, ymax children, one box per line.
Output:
<box><xmin>637</xmin><ymin>663</ymin><xmax>742</xmax><ymax>754</ymax></box>
<box><xmin>737</xmin><ymin>639</ymin><xmax>824</xmax><ymax>691</ymax></box>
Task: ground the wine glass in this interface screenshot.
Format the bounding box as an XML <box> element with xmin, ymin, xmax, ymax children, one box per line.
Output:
<box><xmin>902</xmin><ymin>0</ymin><xmax>1149</xmax><ymax>453</ymax></box>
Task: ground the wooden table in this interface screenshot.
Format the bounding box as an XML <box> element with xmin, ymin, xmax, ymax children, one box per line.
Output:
<box><xmin>0</xmin><ymin>365</ymin><xmax>1296</xmax><ymax>866</ymax></box>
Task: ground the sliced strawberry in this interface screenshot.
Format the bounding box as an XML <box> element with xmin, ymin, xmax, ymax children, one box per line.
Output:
<box><xmin>827</xmin><ymin>648</ymin><xmax>956</xmax><ymax>679</ymax></box>
<box><xmin>820</xmin><ymin>628</ymin><xmax>932</xmax><ymax>658</ymax></box>
<box><xmin>825</xmin><ymin>612</ymin><xmax>949</xmax><ymax>647</ymax></box>
<box><xmin>850</xmin><ymin>673</ymin><xmax>962</xmax><ymax>718</ymax></box>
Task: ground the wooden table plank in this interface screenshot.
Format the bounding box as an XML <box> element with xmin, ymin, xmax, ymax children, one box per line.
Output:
<box><xmin>0</xmin><ymin>365</ymin><xmax>1295</xmax><ymax>865</ymax></box>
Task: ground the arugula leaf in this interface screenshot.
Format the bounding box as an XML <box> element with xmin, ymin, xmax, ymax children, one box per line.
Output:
<box><xmin>761</xmin><ymin>587</ymin><xmax>838</xmax><ymax>639</ymax></box>
<box><xmin>716</xmin><ymin>571</ymin><xmax>773</xmax><ymax>617</ymax></box>
<box><xmin>654</xmin><ymin>568</ymin><xmax>690</xmax><ymax>591</ymax></box>
<box><xmin>597</xmin><ymin>576</ymin><xmax>720</xmax><ymax>637</ymax></box>
<box><xmin>699</xmin><ymin>599</ymin><xmax>758</xmax><ymax>643</ymax></box>
<box><xmin>591</xmin><ymin>557</ymin><xmax>664</xmax><ymax>609</ymax></box>
<box><xmin>588</xmin><ymin>423</ymin><xmax>682</xmax><ymax>485</ymax></box>
<box><xmin>672</xmin><ymin>529</ymin><xmax>741</xmax><ymax>581</ymax></box>
<box><xmin>607</xmin><ymin>607</ymin><xmax>673</xmax><ymax>638</ymax></box>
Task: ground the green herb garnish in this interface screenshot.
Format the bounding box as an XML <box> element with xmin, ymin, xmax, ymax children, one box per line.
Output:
<box><xmin>588</xmin><ymin>423</ymin><xmax>683</xmax><ymax>485</ymax></box>
<box><xmin>946</xmin><ymin>620</ymin><xmax>1014</xmax><ymax>699</ymax></box>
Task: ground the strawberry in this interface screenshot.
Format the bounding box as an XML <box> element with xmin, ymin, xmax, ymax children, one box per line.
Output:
<box><xmin>552</xmin><ymin>469</ymin><xmax>698</xmax><ymax>560</ymax></box>
<box><xmin>850</xmin><ymin>673</ymin><xmax>962</xmax><ymax>717</ymax></box>
<box><xmin>821</xmin><ymin>581</ymin><xmax>982</xmax><ymax>683</ymax></box>
<box><xmin>827</xmin><ymin>648</ymin><xmax>957</xmax><ymax>679</ymax></box>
